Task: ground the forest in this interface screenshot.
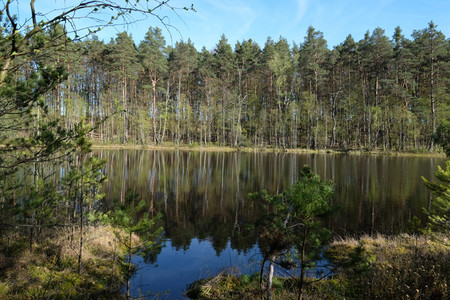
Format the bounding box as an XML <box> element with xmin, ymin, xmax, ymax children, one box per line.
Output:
<box><xmin>0</xmin><ymin>0</ymin><xmax>449</xmax><ymax>298</ymax></box>
<box><xmin>10</xmin><ymin>21</ymin><xmax>450</xmax><ymax>152</ymax></box>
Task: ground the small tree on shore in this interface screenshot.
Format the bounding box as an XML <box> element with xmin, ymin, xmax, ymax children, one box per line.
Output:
<box><xmin>251</xmin><ymin>165</ymin><xmax>334</xmax><ymax>300</ymax></box>
<box><xmin>106</xmin><ymin>200</ymin><xmax>163</xmax><ymax>299</ymax></box>
<box><xmin>422</xmin><ymin>160</ymin><xmax>450</xmax><ymax>233</ymax></box>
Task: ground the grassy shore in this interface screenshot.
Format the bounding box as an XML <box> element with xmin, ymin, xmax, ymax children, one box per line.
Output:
<box><xmin>325</xmin><ymin>234</ymin><xmax>449</xmax><ymax>299</ymax></box>
<box><xmin>0</xmin><ymin>225</ymin><xmax>132</xmax><ymax>299</ymax></box>
<box><xmin>186</xmin><ymin>234</ymin><xmax>449</xmax><ymax>299</ymax></box>
<box><xmin>91</xmin><ymin>143</ymin><xmax>446</xmax><ymax>158</ymax></box>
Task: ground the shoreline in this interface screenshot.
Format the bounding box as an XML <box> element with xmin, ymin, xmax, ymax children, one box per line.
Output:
<box><xmin>90</xmin><ymin>143</ymin><xmax>446</xmax><ymax>158</ymax></box>
<box><xmin>186</xmin><ymin>233</ymin><xmax>450</xmax><ymax>299</ymax></box>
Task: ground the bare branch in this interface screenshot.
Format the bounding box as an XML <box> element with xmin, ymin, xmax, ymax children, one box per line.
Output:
<box><xmin>30</xmin><ymin>0</ymin><xmax>37</xmax><ymax>28</ymax></box>
<box><xmin>1</xmin><ymin>0</ymin><xmax>190</xmax><ymax>84</ymax></box>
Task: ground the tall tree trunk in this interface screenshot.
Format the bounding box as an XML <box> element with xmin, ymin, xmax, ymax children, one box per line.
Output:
<box><xmin>78</xmin><ymin>157</ymin><xmax>84</xmax><ymax>275</ymax></box>
<box><xmin>122</xmin><ymin>75</ymin><xmax>128</xmax><ymax>144</ymax></box>
<box><xmin>152</xmin><ymin>78</ymin><xmax>158</xmax><ymax>144</ymax></box>
<box><xmin>177</xmin><ymin>74</ymin><xmax>182</xmax><ymax>145</ymax></box>
<box><xmin>430</xmin><ymin>45</ymin><xmax>435</xmax><ymax>152</ymax></box>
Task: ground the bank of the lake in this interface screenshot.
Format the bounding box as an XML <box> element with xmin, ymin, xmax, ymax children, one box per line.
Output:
<box><xmin>187</xmin><ymin>234</ymin><xmax>450</xmax><ymax>300</ymax></box>
<box><xmin>0</xmin><ymin>225</ymin><xmax>131</xmax><ymax>299</ymax></box>
<box><xmin>91</xmin><ymin>143</ymin><xmax>447</xmax><ymax>158</ymax></box>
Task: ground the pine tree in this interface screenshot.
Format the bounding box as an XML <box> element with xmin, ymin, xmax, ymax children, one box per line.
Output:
<box><xmin>251</xmin><ymin>166</ymin><xmax>334</xmax><ymax>300</ymax></box>
<box><xmin>367</xmin><ymin>27</ymin><xmax>393</xmax><ymax>150</ymax></box>
<box><xmin>106</xmin><ymin>32</ymin><xmax>140</xmax><ymax>144</ymax></box>
<box><xmin>422</xmin><ymin>160</ymin><xmax>450</xmax><ymax>233</ymax></box>
<box><xmin>299</xmin><ymin>26</ymin><xmax>329</xmax><ymax>149</ymax></box>
<box><xmin>197</xmin><ymin>47</ymin><xmax>217</xmax><ymax>145</ymax></box>
<box><xmin>0</xmin><ymin>1</ymin><xmax>191</xmax><ymax>295</ymax></box>
<box><xmin>412</xmin><ymin>22</ymin><xmax>447</xmax><ymax>151</ymax></box>
<box><xmin>214</xmin><ymin>35</ymin><xmax>236</xmax><ymax>145</ymax></box>
<box><xmin>268</xmin><ymin>37</ymin><xmax>292</xmax><ymax>149</ymax></box>
<box><xmin>234</xmin><ymin>39</ymin><xmax>261</xmax><ymax>147</ymax></box>
<box><xmin>392</xmin><ymin>26</ymin><xmax>416</xmax><ymax>151</ymax></box>
<box><xmin>138</xmin><ymin>27</ymin><xmax>168</xmax><ymax>144</ymax></box>
<box><xmin>170</xmin><ymin>39</ymin><xmax>198</xmax><ymax>144</ymax></box>
<box><xmin>107</xmin><ymin>200</ymin><xmax>163</xmax><ymax>298</ymax></box>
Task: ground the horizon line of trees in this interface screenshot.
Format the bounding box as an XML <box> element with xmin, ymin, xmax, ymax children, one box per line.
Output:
<box><xmin>20</xmin><ymin>21</ymin><xmax>450</xmax><ymax>151</ymax></box>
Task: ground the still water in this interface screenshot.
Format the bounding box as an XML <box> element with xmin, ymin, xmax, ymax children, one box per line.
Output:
<box><xmin>95</xmin><ymin>150</ymin><xmax>445</xmax><ymax>298</ymax></box>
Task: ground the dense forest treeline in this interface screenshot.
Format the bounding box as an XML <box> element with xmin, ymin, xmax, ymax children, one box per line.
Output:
<box><xmin>5</xmin><ymin>22</ymin><xmax>450</xmax><ymax>151</ymax></box>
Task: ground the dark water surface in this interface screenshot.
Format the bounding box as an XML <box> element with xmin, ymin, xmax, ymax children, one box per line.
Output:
<box><xmin>96</xmin><ymin>150</ymin><xmax>445</xmax><ymax>299</ymax></box>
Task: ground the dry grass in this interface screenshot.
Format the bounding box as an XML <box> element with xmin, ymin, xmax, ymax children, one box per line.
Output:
<box><xmin>187</xmin><ymin>234</ymin><xmax>449</xmax><ymax>299</ymax></box>
<box><xmin>326</xmin><ymin>234</ymin><xmax>450</xmax><ymax>299</ymax></box>
<box><xmin>0</xmin><ymin>225</ymin><xmax>131</xmax><ymax>299</ymax></box>
<box><xmin>185</xmin><ymin>269</ymin><xmax>298</xmax><ymax>300</ymax></box>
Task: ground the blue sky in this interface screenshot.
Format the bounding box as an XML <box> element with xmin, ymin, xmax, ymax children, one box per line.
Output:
<box><xmin>14</xmin><ymin>0</ymin><xmax>450</xmax><ymax>50</ymax></box>
<box><xmin>113</xmin><ymin>0</ymin><xmax>450</xmax><ymax>50</ymax></box>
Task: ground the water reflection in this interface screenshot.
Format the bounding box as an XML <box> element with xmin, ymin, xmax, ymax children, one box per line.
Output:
<box><xmin>99</xmin><ymin>151</ymin><xmax>442</xmax><ymax>238</ymax></box>
<box><xmin>129</xmin><ymin>239</ymin><xmax>261</xmax><ymax>298</ymax></box>
<box><xmin>96</xmin><ymin>150</ymin><xmax>444</xmax><ymax>297</ymax></box>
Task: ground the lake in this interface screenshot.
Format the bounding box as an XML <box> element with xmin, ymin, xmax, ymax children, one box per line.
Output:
<box><xmin>95</xmin><ymin>150</ymin><xmax>445</xmax><ymax>299</ymax></box>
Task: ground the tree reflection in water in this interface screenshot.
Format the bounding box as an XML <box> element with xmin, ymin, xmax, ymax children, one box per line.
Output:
<box><xmin>97</xmin><ymin>150</ymin><xmax>443</xmax><ymax>297</ymax></box>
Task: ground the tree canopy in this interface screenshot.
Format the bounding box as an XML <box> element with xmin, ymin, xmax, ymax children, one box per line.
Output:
<box><xmin>2</xmin><ymin>19</ymin><xmax>447</xmax><ymax>152</ymax></box>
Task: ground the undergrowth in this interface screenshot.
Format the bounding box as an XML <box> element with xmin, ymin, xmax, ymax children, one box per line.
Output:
<box><xmin>0</xmin><ymin>225</ymin><xmax>129</xmax><ymax>299</ymax></box>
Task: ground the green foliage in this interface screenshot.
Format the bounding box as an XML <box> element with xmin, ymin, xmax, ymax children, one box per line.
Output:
<box><xmin>422</xmin><ymin>160</ymin><xmax>450</xmax><ymax>232</ymax></box>
<box><xmin>254</xmin><ymin>165</ymin><xmax>333</xmax><ymax>252</ymax></box>
<box><xmin>113</xmin><ymin>200</ymin><xmax>162</xmax><ymax>236</ymax></box>
<box><xmin>251</xmin><ymin>165</ymin><xmax>334</xmax><ymax>296</ymax></box>
<box><xmin>435</xmin><ymin>120</ymin><xmax>450</xmax><ymax>157</ymax></box>
<box><xmin>62</xmin><ymin>155</ymin><xmax>107</xmax><ymax>210</ymax></box>
<box><xmin>99</xmin><ymin>199</ymin><xmax>164</xmax><ymax>267</ymax></box>
<box><xmin>0</xmin><ymin>1</ymin><xmax>186</xmax><ymax>297</ymax></box>
<box><xmin>1</xmin><ymin>8</ymin><xmax>449</xmax><ymax>151</ymax></box>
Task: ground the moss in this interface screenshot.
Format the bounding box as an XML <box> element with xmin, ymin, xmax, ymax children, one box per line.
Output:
<box><xmin>326</xmin><ymin>243</ymin><xmax>356</xmax><ymax>264</ymax></box>
<box><xmin>325</xmin><ymin>234</ymin><xmax>450</xmax><ymax>299</ymax></box>
<box><xmin>0</xmin><ymin>225</ymin><xmax>129</xmax><ymax>299</ymax></box>
<box><xmin>186</xmin><ymin>271</ymin><xmax>300</xmax><ymax>299</ymax></box>
<box><xmin>0</xmin><ymin>282</ymin><xmax>10</xmax><ymax>295</ymax></box>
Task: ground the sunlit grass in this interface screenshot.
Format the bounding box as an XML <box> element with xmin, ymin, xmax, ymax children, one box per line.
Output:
<box><xmin>0</xmin><ymin>226</ymin><xmax>130</xmax><ymax>299</ymax></box>
<box><xmin>326</xmin><ymin>234</ymin><xmax>449</xmax><ymax>299</ymax></box>
<box><xmin>187</xmin><ymin>234</ymin><xmax>449</xmax><ymax>299</ymax></box>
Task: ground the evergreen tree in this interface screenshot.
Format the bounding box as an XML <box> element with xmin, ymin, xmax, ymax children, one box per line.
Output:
<box><xmin>138</xmin><ymin>27</ymin><xmax>168</xmax><ymax>144</ymax></box>
<box><xmin>0</xmin><ymin>0</ymin><xmax>191</xmax><ymax>295</ymax></box>
<box><xmin>251</xmin><ymin>166</ymin><xmax>334</xmax><ymax>300</ymax></box>
<box><xmin>412</xmin><ymin>21</ymin><xmax>447</xmax><ymax>151</ymax></box>
<box><xmin>366</xmin><ymin>27</ymin><xmax>394</xmax><ymax>150</ymax></box>
<box><xmin>170</xmin><ymin>39</ymin><xmax>198</xmax><ymax>144</ymax></box>
<box><xmin>197</xmin><ymin>47</ymin><xmax>217</xmax><ymax>146</ymax></box>
<box><xmin>214</xmin><ymin>35</ymin><xmax>236</xmax><ymax>145</ymax></box>
<box><xmin>392</xmin><ymin>26</ymin><xmax>416</xmax><ymax>151</ymax></box>
<box><xmin>268</xmin><ymin>37</ymin><xmax>292</xmax><ymax>149</ymax></box>
<box><xmin>299</xmin><ymin>26</ymin><xmax>329</xmax><ymax>149</ymax></box>
<box><xmin>422</xmin><ymin>160</ymin><xmax>450</xmax><ymax>233</ymax></box>
<box><xmin>106</xmin><ymin>32</ymin><xmax>140</xmax><ymax>144</ymax></box>
<box><xmin>107</xmin><ymin>200</ymin><xmax>163</xmax><ymax>298</ymax></box>
<box><xmin>234</xmin><ymin>39</ymin><xmax>261</xmax><ymax>147</ymax></box>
